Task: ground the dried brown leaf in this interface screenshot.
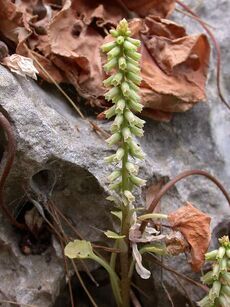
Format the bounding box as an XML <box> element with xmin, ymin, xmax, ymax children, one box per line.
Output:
<box><xmin>168</xmin><ymin>202</ymin><xmax>211</xmax><ymax>272</ymax></box>
<box><xmin>123</xmin><ymin>0</ymin><xmax>176</xmax><ymax>18</ymax></box>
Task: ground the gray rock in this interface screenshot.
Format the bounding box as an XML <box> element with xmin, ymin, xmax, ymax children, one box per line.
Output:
<box><xmin>0</xmin><ymin>0</ymin><xmax>230</xmax><ymax>306</ymax></box>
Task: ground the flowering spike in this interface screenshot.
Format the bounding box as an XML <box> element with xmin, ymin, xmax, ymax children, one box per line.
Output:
<box><xmin>102</xmin><ymin>18</ymin><xmax>145</xmax><ymax>204</ymax></box>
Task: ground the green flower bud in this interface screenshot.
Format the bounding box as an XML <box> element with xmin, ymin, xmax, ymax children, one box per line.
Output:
<box><xmin>105</xmin><ymin>87</ymin><xmax>120</xmax><ymax>102</ymax></box>
<box><xmin>111</xmin><ymin>72</ymin><xmax>123</xmax><ymax>86</ymax></box>
<box><xmin>126</xmin><ymin>162</ymin><xmax>138</xmax><ymax>175</ymax></box>
<box><xmin>124</xmin><ymin>190</ymin><xmax>135</xmax><ymax>203</ymax></box>
<box><xmin>109</xmin><ymin>181</ymin><xmax>121</xmax><ymax>191</ymax></box>
<box><xmin>122</xmin><ymin>127</ymin><xmax>132</xmax><ymax>142</ymax></box>
<box><xmin>226</xmin><ymin>249</ymin><xmax>230</xmax><ymax>258</ymax></box>
<box><xmin>205</xmin><ymin>250</ymin><xmax>218</xmax><ymax>261</ymax></box>
<box><xmin>130</xmin><ymin>175</ymin><xmax>146</xmax><ymax>187</ymax></box>
<box><xmin>108</xmin><ymin>170</ymin><xmax>121</xmax><ymax>182</ymax></box>
<box><xmin>104</xmin><ymin>105</ymin><xmax>116</xmax><ymax>119</ymax></box>
<box><xmin>104</xmin><ymin>154</ymin><xmax>116</xmax><ymax>163</ymax></box>
<box><xmin>201</xmin><ymin>271</ymin><xmax>214</xmax><ymax>285</ymax></box>
<box><xmin>127</xmin><ymin>62</ymin><xmax>141</xmax><ymax>74</ymax></box>
<box><xmin>114</xmin><ymin>148</ymin><xmax>125</xmax><ymax>162</ymax></box>
<box><xmin>133</xmin><ymin>115</ymin><xmax>145</xmax><ymax>128</ymax></box>
<box><xmin>117</xmin><ymin>19</ymin><xmax>129</xmax><ymax>35</ymax></box>
<box><xmin>217</xmin><ymin>295</ymin><xmax>230</xmax><ymax>307</ymax></box>
<box><xmin>212</xmin><ymin>263</ymin><xmax>220</xmax><ymax>280</ymax></box>
<box><xmin>124</xmin><ymin>40</ymin><xmax>137</xmax><ymax>52</ymax></box>
<box><xmin>111</xmin><ymin>114</ymin><xmax>124</xmax><ymax>132</ymax></box>
<box><xmin>124</xmin><ymin>110</ymin><xmax>135</xmax><ymax>124</ymax></box>
<box><xmin>118</xmin><ymin>57</ymin><xmax>127</xmax><ymax>70</ymax></box>
<box><xmin>121</xmin><ymin>82</ymin><xmax>130</xmax><ymax>97</ymax></box>
<box><xmin>220</xmin><ymin>258</ymin><xmax>227</xmax><ymax>272</ymax></box>
<box><xmin>127</xmin><ymin>56</ymin><xmax>139</xmax><ymax>66</ymax></box>
<box><xmin>110</xmin><ymin>29</ymin><xmax>118</xmax><ymax>37</ymax></box>
<box><xmin>217</xmin><ymin>246</ymin><xmax>226</xmax><ymax>259</ymax></box>
<box><xmin>103</xmin><ymin>75</ymin><xmax>114</xmax><ymax>87</ymax></box>
<box><xmin>127</xmin><ymin>71</ymin><xmax>142</xmax><ymax>85</ymax></box>
<box><xmin>106</xmin><ymin>132</ymin><xmax>121</xmax><ymax>146</ymax></box>
<box><xmin>221</xmin><ymin>285</ymin><xmax>230</xmax><ymax>296</ymax></box>
<box><xmin>128</xmin><ymin>100</ymin><xmax>143</xmax><ymax>113</ymax></box>
<box><xmin>107</xmin><ymin>46</ymin><xmax>121</xmax><ymax>59</ymax></box>
<box><xmin>221</xmin><ymin>272</ymin><xmax>230</xmax><ymax>286</ymax></box>
<box><xmin>103</xmin><ymin>57</ymin><xmax>117</xmax><ymax>72</ymax></box>
<box><xmin>116</xmin><ymin>36</ymin><xmax>124</xmax><ymax>45</ymax></box>
<box><xmin>197</xmin><ymin>295</ymin><xmax>212</xmax><ymax>307</ymax></box>
<box><xmin>129</xmin><ymin>140</ymin><xmax>145</xmax><ymax>160</ymax></box>
<box><xmin>127</xmin><ymin>37</ymin><xmax>141</xmax><ymax>47</ymax></box>
<box><xmin>209</xmin><ymin>280</ymin><xmax>221</xmax><ymax>302</ymax></box>
<box><xmin>130</xmin><ymin>125</ymin><xmax>144</xmax><ymax>137</ymax></box>
<box><xmin>126</xmin><ymin>50</ymin><xmax>141</xmax><ymax>61</ymax></box>
<box><xmin>128</xmin><ymin>80</ymin><xmax>140</xmax><ymax>92</ymax></box>
<box><xmin>129</xmin><ymin>89</ymin><xmax>141</xmax><ymax>102</ymax></box>
<box><xmin>101</xmin><ymin>41</ymin><xmax>116</xmax><ymax>53</ymax></box>
<box><xmin>116</xmin><ymin>99</ymin><xmax>126</xmax><ymax>113</ymax></box>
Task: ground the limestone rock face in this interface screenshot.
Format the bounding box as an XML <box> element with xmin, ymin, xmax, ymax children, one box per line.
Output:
<box><xmin>0</xmin><ymin>0</ymin><xmax>230</xmax><ymax>306</ymax></box>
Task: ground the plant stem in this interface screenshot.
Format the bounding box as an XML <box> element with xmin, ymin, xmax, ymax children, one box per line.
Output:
<box><xmin>120</xmin><ymin>136</ymin><xmax>131</xmax><ymax>307</ymax></box>
<box><xmin>93</xmin><ymin>254</ymin><xmax>122</xmax><ymax>306</ymax></box>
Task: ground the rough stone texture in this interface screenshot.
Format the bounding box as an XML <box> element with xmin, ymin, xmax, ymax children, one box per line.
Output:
<box><xmin>0</xmin><ymin>0</ymin><xmax>230</xmax><ymax>306</ymax></box>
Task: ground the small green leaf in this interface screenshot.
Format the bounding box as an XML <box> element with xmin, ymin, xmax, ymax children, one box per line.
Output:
<box><xmin>64</xmin><ymin>240</ymin><xmax>94</xmax><ymax>259</ymax></box>
<box><xmin>111</xmin><ymin>210</ymin><xmax>122</xmax><ymax>220</ymax></box>
<box><xmin>104</xmin><ymin>230</ymin><xmax>125</xmax><ymax>239</ymax></box>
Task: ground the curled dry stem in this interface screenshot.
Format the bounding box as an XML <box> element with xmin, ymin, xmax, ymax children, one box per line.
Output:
<box><xmin>0</xmin><ymin>112</ymin><xmax>25</xmax><ymax>229</ymax></box>
<box><xmin>140</xmin><ymin>169</ymin><xmax>230</xmax><ymax>233</ymax></box>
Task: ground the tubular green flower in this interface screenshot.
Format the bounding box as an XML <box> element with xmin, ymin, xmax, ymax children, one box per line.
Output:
<box><xmin>122</xmin><ymin>127</ymin><xmax>132</xmax><ymax>142</ymax></box>
<box><xmin>101</xmin><ymin>41</ymin><xmax>117</xmax><ymax>53</ymax></box>
<box><xmin>130</xmin><ymin>125</ymin><xmax>144</xmax><ymax>137</ymax></box>
<box><xmin>107</xmin><ymin>46</ymin><xmax>121</xmax><ymax>59</ymax></box>
<box><xmin>118</xmin><ymin>57</ymin><xmax>127</xmax><ymax>70</ymax></box>
<box><xmin>108</xmin><ymin>170</ymin><xmax>121</xmax><ymax>182</ymax></box>
<box><xmin>105</xmin><ymin>105</ymin><xmax>116</xmax><ymax>119</ymax></box>
<box><xmin>128</xmin><ymin>100</ymin><xmax>143</xmax><ymax>113</ymax></box>
<box><xmin>103</xmin><ymin>57</ymin><xmax>118</xmax><ymax>72</ymax></box>
<box><xmin>106</xmin><ymin>132</ymin><xmax>121</xmax><ymax>146</ymax></box>
<box><xmin>127</xmin><ymin>71</ymin><xmax>142</xmax><ymax>85</ymax></box>
<box><xmin>111</xmin><ymin>72</ymin><xmax>123</xmax><ymax>86</ymax></box>
<box><xmin>121</xmin><ymin>82</ymin><xmax>130</xmax><ymax>96</ymax></box>
<box><xmin>124</xmin><ymin>40</ymin><xmax>137</xmax><ymax>52</ymax></box>
<box><xmin>127</xmin><ymin>62</ymin><xmax>141</xmax><ymax>74</ymax></box>
<box><xmin>116</xmin><ymin>99</ymin><xmax>126</xmax><ymax>113</ymax></box>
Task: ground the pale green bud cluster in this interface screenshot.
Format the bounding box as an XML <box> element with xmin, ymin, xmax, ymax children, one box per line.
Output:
<box><xmin>101</xmin><ymin>19</ymin><xmax>146</xmax><ymax>204</ymax></box>
<box><xmin>198</xmin><ymin>236</ymin><xmax>230</xmax><ymax>307</ymax></box>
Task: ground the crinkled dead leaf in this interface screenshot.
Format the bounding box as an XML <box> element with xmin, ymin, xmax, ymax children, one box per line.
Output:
<box><xmin>0</xmin><ymin>0</ymin><xmax>210</xmax><ymax>120</ymax></box>
<box><xmin>2</xmin><ymin>54</ymin><xmax>38</xmax><ymax>79</ymax></box>
<box><xmin>165</xmin><ymin>231</ymin><xmax>189</xmax><ymax>256</ymax></box>
<box><xmin>168</xmin><ymin>202</ymin><xmax>211</xmax><ymax>272</ymax></box>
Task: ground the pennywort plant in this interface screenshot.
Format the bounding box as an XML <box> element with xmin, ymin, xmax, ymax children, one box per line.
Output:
<box><xmin>198</xmin><ymin>236</ymin><xmax>230</xmax><ymax>307</ymax></box>
<box><xmin>64</xmin><ymin>18</ymin><xmax>230</xmax><ymax>307</ymax></box>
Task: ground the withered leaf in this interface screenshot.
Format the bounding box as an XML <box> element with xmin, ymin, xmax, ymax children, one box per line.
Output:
<box><xmin>168</xmin><ymin>202</ymin><xmax>211</xmax><ymax>272</ymax></box>
<box><xmin>0</xmin><ymin>0</ymin><xmax>210</xmax><ymax>121</ymax></box>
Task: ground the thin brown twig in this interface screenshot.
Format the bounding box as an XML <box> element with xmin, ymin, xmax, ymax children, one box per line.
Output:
<box><xmin>161</xmin><ymin>281</ymin><xmax>175</xmax><ymax>307</ymax></box>
<box><xmin>140</xmin><ymin>169</ymin><xmax>230</xmax><ymax>233</ymax></box>
<box><xmin>174</xmin><ymin>274</ymin><xmax>195</xmax><ymax>307</ymax></box>
<box><xmin>175</xmin><ymin>0</ymin><xmax>230</xmax><ymax>111</ymax></box>
<box><xmin>130</xmin><ymin>289</ymin><xmax>142</xmax><ymax>307</ymax></box>
<box><xmin>148</xmin><ymin>254</ymin><xmax>209</xmax><ymax>293</ymax></box>
<box><xmin>0</xmin><ymin>300</ymin><xmax>36</xmax><ymax>307</ymax></box>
